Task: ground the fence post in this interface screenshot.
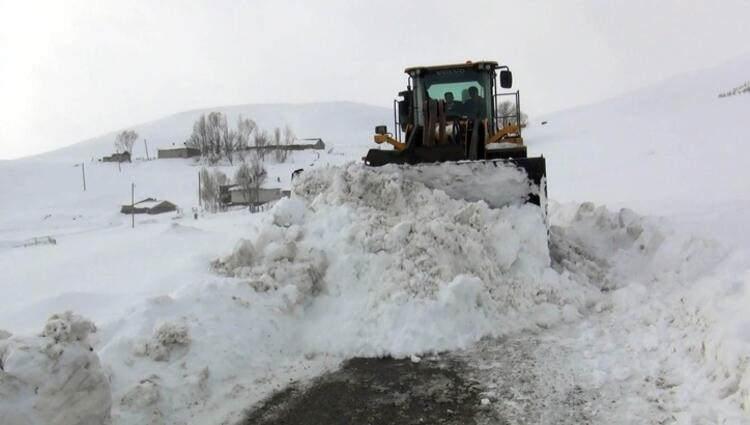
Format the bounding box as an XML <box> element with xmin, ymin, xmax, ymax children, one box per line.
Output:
<box><xmin>81</xmin><ymin>162</ymin><xmax>86</xmax><ymax>191</ymax></box>
<box><xmin>131</xmin><ymin>183</ymin><xmax>135</xmax><ymax>229</ymax></box>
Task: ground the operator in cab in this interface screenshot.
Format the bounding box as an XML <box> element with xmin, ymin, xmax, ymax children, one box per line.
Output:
<box><xmin>444</xmin><ymin>91</ymin><xmax>461</xmax><ymax>115</ymax></box>
<box><xmin>464</xmin><ymin>86</ymin><xmax>487</xmax><ymax>119</ymax></box>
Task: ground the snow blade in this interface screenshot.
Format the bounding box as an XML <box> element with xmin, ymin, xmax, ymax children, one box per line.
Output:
<box><xmin>365</xmin><ymin>147</ymin><xmax>546</xmax><ymax>208</ymax></box>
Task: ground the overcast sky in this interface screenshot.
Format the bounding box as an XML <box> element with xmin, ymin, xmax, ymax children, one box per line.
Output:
<box><xmin>1</xmin><ymin>0</ymin><xmax>749</xmax><ymax>159</ymax></box>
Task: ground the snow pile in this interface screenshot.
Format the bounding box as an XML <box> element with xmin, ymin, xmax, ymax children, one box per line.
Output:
<box><xmin>96</xmin><ymin>283</ymin><xmax>340</xmax><ymax>425</ymax></box>
<box><xmin>651</xmin><ymin>261</ymin><xmax>750</xmax><ymax>422</ymax></box>
<box><xmin>213</xmin><ymin>200</ymin><xmax>327</xmax><ymax>306</ymax></box>
<box><xmin>550</xmin><ymin>202</ymin><xmax>714</xmax><ymax>289</ymax></box>
<box><xmin>0</xmin><ymin>312</ymin><xmax>111</xmax><ymax>425</ymax></box>
<box><xmin>217</xmin><ymin>163</ymin><xmax>595</xmax><ymax>356</ymax></box>
<box><xmin>545</xmin><ymin>202</ymin><xmax>750</xmax><ymax>422</ymax></box>
<box><xmin>132</xmin><ymin>321</ymin><xmax>191</xmax><ymax>362</ymax></box>
<box><xmin>394</xmin><ymin>161</ymin><xmax>537</xmax><ymax>209</ymax></box>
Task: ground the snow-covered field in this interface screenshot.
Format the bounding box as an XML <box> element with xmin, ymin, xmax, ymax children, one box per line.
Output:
<box><xmin>1</xmin><ymin>54</ymin><xmax>749</xmax><ymax>424</ymax></box>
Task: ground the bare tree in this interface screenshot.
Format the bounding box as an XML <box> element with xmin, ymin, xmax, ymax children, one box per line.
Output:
<box><xmin>199</xmin><ymin>168</ymin><xmax>230</xmax><ymax>212</ymax></box>
<box><xmin>497</xmin><ymin>101</ymin><xmax>529</xmax><ymax>128</ymax></box>
<box><xmin>213</xmin><ymin>169</ymin><xmax>228</xmax><ymax>187</ymax></box>
<box><xmin>234</xmin><ymin>163</ymin><xmax>253</xmax><ymax>209</ymax></box>
<box><xmin>234</xmin><ymin>152</ymin><xmax>267</xmax><ymax>209</ymax></box>
<box><xmin>272</xmin><ymin>125</ymin><xmax>294</xmax><ymax>163</ymax></box>
<box><xmin>199</xmin><ymin>167</ymin><xmax>218</xmax><ymax>212</ymax></box>
<box><xmin>281</xmin><ymin>124</ymin><xmax>295</xmax><ymax>162</ymax></box>
<box><xmin>221</xmin><ymin>121</ymin><xmax>237</xmax><ymax>165</ymax></box>
<box><xmin>186</xmin><ymin>115</ymin><xmax>211</xmax><ymax>158</ymax></box>
<box><xmin>115</xmin><ymin>130</ymin><xmax>138</xmax><ymax>154</ymax></box>
<box><xmin>234</xmin><ymin>116</ymin><xmax>255</xmax><ymax>163</ymax></box>
<box><xmin>206</xmin><ymin>112</ymin><xmax>225</xmax><ymax>163</ymax></box>
<box><xmin>272</xmin><ymin>127</ymin><xmax>284</xmax><ymax>162</ymax></box>
<box><xmin>253</xmin><ymin>129</ymin><xmax>270</xmax><ymax>161</ymax></box>
<box><xmin>236</xmin><ymin>116</ymin><xmax>256</xmax><ymax>151</ymax></box>
<box><xmin>213</xmin><ymin>169</ymin><xmax>229</xmax><ymax>210</ymax></box>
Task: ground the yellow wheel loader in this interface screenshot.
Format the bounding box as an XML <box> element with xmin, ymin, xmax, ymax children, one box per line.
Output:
<box><xmin>364</xmin><ymin>61</ymin><xmax>546</xmax><ymax>206</ymax></box>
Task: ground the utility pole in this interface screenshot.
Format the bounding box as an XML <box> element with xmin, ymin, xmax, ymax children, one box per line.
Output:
<box><xmin>131</xmin><ymin>183</ymin><xmax>135</xmax><ymax>229</ymax></box>
<box><xmin>75</xmin><ymin>162</ymin><xmax>88</xmax><ymax>191</ymax></box>
<box><xmin>144</xmin><ymin>139</ymin><xmax>150</xmax><ymax>160</ymax></box>
<box><xmin>198</xmin><ymin>171</ymin><xmax>202</xmax><ymax>208</ymax></box>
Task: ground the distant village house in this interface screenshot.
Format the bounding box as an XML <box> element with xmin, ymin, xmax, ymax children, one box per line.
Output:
<box><xmin>120</xmin><ymin>198</ymin><xmax>178</xmax><ymax>215</ymax></box>
<box><xmin>284</xmin><ymin>138</ymin><xmax>325</xmax><ymax>151</ymax></box>
<box><xmin>219</xmin><ymin>185</ymin><xmax>289</xmax><ymax>206</ymax></box>
<box><xmin>158</xmin><ymin>146</ymin><xmax>201</xmax><ymax>159</ymax></box>
<box><xmin>238</xmin><ymin>138</ymin><xmax>325</xmax><ymax>152</ymax></box>
<box><xmin>102</xmin><ymin>151</ymin><xmax>131</xmax><ymax>163</ymax></box>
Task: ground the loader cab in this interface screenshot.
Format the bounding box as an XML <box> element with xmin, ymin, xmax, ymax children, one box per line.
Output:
<box><xmin>373</xmin><ymin>60</ymin><xmax>524</xmax><ymax>160</ymax></box>
<box><xmin>401</xmin><ymin>61</ymin><xmax>514</xmax><ymax>131</ymax></box>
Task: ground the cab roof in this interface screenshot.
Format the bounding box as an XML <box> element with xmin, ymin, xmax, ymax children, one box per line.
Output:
<box><xmin>404</xmin><ymin>61</ymin><xmax>499</xmax><ymax>74</ymax></box>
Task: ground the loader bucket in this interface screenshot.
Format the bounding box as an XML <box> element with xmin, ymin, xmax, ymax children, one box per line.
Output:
<box><xmin>364</xmin><ymin>148</ymin><xmax>546</xmax><ymax>208</ymax></box>
<box><xmin>366</xmin><ymin>149</ymin><xmax>546</xmax><ymax>208</ymax></box>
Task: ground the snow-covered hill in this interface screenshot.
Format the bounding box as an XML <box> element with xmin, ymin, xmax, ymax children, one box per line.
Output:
<box><xmin>0</xmin><ymin>101</ymin><xmax>390</xmax><ymax>273</ymax></box>
<box><xmin>36</xmin><ymin>101</ymin><xmax>391</xmax><ymax>162</ymax></box>
<box><xmin>527</xmin><ymin>53</ymin><xmax>750</xmax><ymax>207</ymax></box>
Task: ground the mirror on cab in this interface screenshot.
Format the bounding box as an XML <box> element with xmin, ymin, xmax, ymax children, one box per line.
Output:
<box><xmin>397</xmin><ymin>90</ymin><xmax>412</xmax><ymax>123</ymax></box>
<box><xmin>500</xmin><ymin>70</ymin><xmax>513</xmax><ymax>88</ymax></box>
<box><xmin>375</xmin><ymin>125</ymin><xmax>388</xmax><ymax>135</ymax></box>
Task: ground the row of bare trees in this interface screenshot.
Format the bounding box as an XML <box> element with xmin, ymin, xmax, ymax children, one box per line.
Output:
<box><xmin>186</xmin><ymin>112</ymin><xmax>295</xmax><ymax>164</ymax></box>
<box><xmin>198</xmin><ymin>150</ymin><xmax>267</xmax><ymax>212</ymax></box>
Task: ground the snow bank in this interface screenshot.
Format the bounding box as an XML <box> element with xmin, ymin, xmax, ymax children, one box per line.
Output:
<box><xmin>0</xmin><ymin>312</ymin><xmax>111</xmax><ymax>425</ymax></box>
<box><xmin>59</xmin><ymin>161</ymin><xmax>563</xmax><ymax>424</ymax></box>
<box><xmin>4</xmin><ymin>160</ymin><xmax>744</xmax><ymax>424</ymax></box>
<box><xmin>215</xmin><ymin>162</ymin><xmax>595</xmax><ymax>357</ymax></box>
<box><xmin>547</xmin><ymin>202</ymin><xmax>750</xmax><ymax>422</ymax></box>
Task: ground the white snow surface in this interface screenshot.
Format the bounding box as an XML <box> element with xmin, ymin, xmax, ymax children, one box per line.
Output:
<box><xmin>222</xmin><ymin>163</ymin><xmax>576</xmax><ymax>356</ymax></box>
<box><xmin>1</xmin><ymin>53</ymin><xmax>750</xmax><ymax>424</ymax></box>
<box><xmin>0</xmin><ymin>312</ymin><xmax>111</xmax><ymax>425</ymax></box>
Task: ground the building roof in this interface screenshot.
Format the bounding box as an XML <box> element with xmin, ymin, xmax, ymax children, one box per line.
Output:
<box><xmin>158</xmin><ymin>146</ymin><xmax>199</xmax><ymax>151</ymax></box>
<box><xmin>404</xmin><ymin>61</ymin><xmax>500</xmax><ymax>74</ymax></box>
<box><xmin>134</xmin><ymin>200</ymin><xmax>161</xmax><ymax>208</ymax></box>
<box><xmin>120</xmin><ymin>198</ymin><xmax>176</xmax><ymax>214</ymax></box>
<box><xmin>228</xmin><ymin>186</ymin><xmax>280</xmax><ymax>193</ymax></box>
<box><xmin>126</xmin><ymin>198</ymin><xmax>175</xmax><ymax>208</ymax></box>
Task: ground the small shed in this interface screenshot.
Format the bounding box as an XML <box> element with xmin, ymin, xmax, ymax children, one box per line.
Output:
<box><xmin>102</xmin><ymin>152</ymin><xmax>131</xmax><ymax>163</ymax></box>
<box><xmin>310</xmin><ymin>138</ymin><xmax>325</xmax><ymax>150</ymax></box>
<box><xmin>121</xmin><ymin>198</ymin><xmax>177</xmax><ymax>215</ymax></box>
<box><xmin>158</xmin><ymin>146</ymin><xmax>201</xmax><ymax>159</ymax></box>
<box><xmin>286</xmin><ymin>138</ymin><xmax>325</xmax><ymax>151</ymax></box>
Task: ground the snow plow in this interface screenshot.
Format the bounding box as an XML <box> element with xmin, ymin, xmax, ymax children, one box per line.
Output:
<box><xmin>364</xmin><ymin>61</ymin><xmax>546</xmax><ymax>206</ymax></box>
